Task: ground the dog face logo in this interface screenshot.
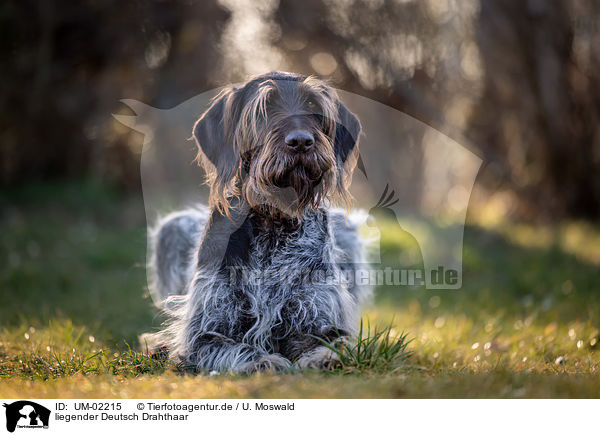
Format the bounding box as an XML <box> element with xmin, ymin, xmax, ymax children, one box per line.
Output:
<box><xmin>3</xmin><ymin>401</ymin><xmax>50</xmax><ymax>432</ymax></box>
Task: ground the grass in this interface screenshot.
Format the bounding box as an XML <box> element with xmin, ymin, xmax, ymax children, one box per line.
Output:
<box><xmin>1</xmin><ymin>181</ymin><xmax>600</xmax><ymax>398</ymax></box>
<box><xmin>315</xmin><ymin>320</ymin><xmax>413</xmax><ymax>374</ymax></box>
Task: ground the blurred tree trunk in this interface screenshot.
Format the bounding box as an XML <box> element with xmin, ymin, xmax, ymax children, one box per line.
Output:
<box><xmin>469</xmin><ymin>0</ymin><xmax>600</xmax><ymax>219</ymax></box>
<box><xmin>0</xmin><ymin>0</ymin><xmax>227</xmax><ymax>190</ymax></box>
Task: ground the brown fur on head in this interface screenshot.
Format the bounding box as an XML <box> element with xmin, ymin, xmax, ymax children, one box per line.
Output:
<box><xmin>193</xmin><ymin>71</ymin><xmax>361</xmax><ymax>218</ymax></box>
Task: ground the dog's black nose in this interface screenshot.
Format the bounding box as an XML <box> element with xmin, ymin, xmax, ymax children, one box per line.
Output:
<box><xmin>285</xmin><ymin>130</ymin><xmax>314</xmax><ymax>152</ymax></box>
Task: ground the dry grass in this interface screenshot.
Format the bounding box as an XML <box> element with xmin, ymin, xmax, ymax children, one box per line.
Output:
<box><xmin>1</xmin><ymin>182</ymin><xmax>599</xmax><ymax>398</ymax></box>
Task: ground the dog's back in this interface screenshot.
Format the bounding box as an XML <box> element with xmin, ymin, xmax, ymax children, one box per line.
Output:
<box><xmin>151</xmin><ymin>206</ymin><xmax>209</xmax><ymax>302</ymax></box>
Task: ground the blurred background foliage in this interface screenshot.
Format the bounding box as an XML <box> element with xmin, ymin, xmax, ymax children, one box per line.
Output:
<box><xmin>1</xmin><ymin>0</ymin><xmax>599</xmax><ymax>221</ymax></box>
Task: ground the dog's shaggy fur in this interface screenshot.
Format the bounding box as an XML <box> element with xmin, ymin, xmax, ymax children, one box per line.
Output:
<box><xmin>142</xmin><ymin>71</ymin><xmax>371</xmax><ymax>373</ymax></box>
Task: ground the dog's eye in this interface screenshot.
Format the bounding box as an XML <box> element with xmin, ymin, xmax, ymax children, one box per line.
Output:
<box><xmin>306</xmin><ymin>99</ymin><xmax>317</xmax><ymax>111</ymax></box>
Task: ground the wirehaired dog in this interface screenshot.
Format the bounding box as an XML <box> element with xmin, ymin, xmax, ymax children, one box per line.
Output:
<box><xmin>142</xmin><ymin>71</ymin><xmax>371</xmax><ymax>373</ymax></box>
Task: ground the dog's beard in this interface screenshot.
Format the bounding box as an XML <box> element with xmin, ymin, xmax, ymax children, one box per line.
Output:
<box><xmin>275</xmin><ymin>163</ymin><xmax>326</xmax><ymax>211</ymax></box>
<box><xmin>245</xmin><ymin>141</ymin><xmax>337</xmax><ymax>218</ymax></box>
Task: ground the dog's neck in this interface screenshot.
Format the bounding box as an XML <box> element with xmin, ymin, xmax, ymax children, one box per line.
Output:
<box><xmin>249</xmin><ymin>205</ymin><xmax>318</xmax><ymax>233</ymax></box>
<box><xmin>249</xmin><ymin>205</ymin><xmax>303</xmax><ymax>233</ymax></box>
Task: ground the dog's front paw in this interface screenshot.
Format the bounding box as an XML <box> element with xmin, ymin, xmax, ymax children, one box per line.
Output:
<box><xmin>295</xmin><ymin>346</ymin><xmax>340</xmax><ymax>370</ymax></box>
<box><xmin>295</xmin><ymin>336</ymin><xmax>352</xmax><ymax>370</ymax></box>
<box><xmin>295</xmin><ymin>346</ymin><xmax>339</xmax><ymax>369</ymax></box>
<box><xmin>238</xmin><ymin>353</ymin><xmax>292</xmax><ymax>373</ymax></box>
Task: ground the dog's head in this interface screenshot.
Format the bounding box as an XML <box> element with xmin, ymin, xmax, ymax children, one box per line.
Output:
<box><xmin>193</xmin><ymin>71</ymin><xmax>361</xmax><ymax>218</ymax></box>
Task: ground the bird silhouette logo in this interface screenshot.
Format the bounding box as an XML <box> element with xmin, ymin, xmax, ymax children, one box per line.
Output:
<box><xmin>367</xmin><ymin>183</ymin><xmax>424</xmax><ymax>274</ymax></box>
<box><xmin>367</xmin><ymin>183</ymin><xmax>400</xmax><ymax>225</ymax></box>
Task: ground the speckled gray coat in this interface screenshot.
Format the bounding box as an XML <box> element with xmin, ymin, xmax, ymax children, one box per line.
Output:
<box><xmin>143</xmin><ymin>205</ymin><xmax>370</xmax><ymax>373</ymax></box>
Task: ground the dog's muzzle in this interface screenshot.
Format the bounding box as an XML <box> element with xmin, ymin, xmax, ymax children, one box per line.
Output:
<box><xmin>285</xmin><ymin>129</ymin><xmax>315</xmax><ymax>153</ymax></box>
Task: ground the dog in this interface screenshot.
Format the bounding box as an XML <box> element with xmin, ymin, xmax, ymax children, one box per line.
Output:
<box><xmin>141</xmin><ymin>71</ymin><xmax>371</xmax><ymax>373</ymax></box>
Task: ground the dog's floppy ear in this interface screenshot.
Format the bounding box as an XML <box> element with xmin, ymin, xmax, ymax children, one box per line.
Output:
<box><xmin>193</xmin><ymin>87</ymin><xmax>243</xmax><ymax>213</ymax></box>
<box><xmin>332</xmin><ymin>100</ymin><xmax>362</xmax><ymax>210</ymax></box>
<box><xmin>334</xmin><ymin>101</ymin><xmax>361</xmax><ymax>163</ymax></box>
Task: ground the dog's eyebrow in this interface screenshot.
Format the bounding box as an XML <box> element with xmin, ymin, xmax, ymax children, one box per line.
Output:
<box><xmin>301</xmin><ymin>75</ymin><xmax>331</xmax><ymax>91</ymax></box>
<box><xmin>259</xmin><ymin>79</ymin><xmax>279</xmax><ymax>91</ymax></box>
<box><xmin>299</xmin><ymin>81</ymin><xmax>319</xmax><ymax>96</ymax></box>
<box><xmin>299</xmin><ymin>79</ymin><xmax>336</xmax><ymax>106</ymax></box>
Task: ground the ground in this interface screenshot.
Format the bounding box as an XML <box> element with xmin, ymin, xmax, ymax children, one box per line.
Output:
<box><xmin>1</xmin><ymin>182</ymin><xmax>599</xmax><ymax>398</ymax></box>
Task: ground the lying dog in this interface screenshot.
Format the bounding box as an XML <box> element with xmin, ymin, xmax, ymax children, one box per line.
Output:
<box><xmin>142</xmin><ymin>71</ymin><xmax>370</xmax><ymax>373</ymax></box>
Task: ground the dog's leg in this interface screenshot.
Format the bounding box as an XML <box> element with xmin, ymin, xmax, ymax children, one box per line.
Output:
<box><xmin>278</xmin><ymin>327</ymin><xmax>351</xmax><ymax>370</ymax></box>
<box><xmin>185</xmin><ymin>334</ymin><xmax>291</xmax><ymax>374</ymax></box>
<box><xmin>151</xmin><ymin>198</ymin><xmax>250</xmax><ymax>302</ymax></box>
<box><xmin>141</xmin><ymin>317</ymin><xmax>293</xmax><ymax>373</ymax></box>
<box><xmin>163</xmin><ymin>198</ymin><xmax>288</xmax><ymax>374</ymax></box>
<box><xmin>295</xmin><ymin>336</ymin><xmax>351</xmax><ymax>370</ymax></box>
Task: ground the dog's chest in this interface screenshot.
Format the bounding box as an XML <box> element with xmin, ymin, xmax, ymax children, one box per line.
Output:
<box><xmin>248</xmin><ymin>211</ymin><xmax>331</xmax><ymax>280</ymax></box>
<box><xmin>229</xmin><ymin>211</ymin><xmax>341</xmax><ymax>337</ymax></box>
